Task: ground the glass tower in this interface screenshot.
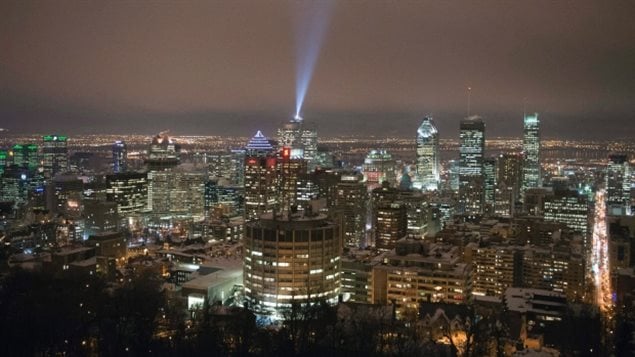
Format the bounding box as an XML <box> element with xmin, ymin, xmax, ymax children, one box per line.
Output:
<box><xmin>112</xmin><ymin>141</ymin><xmax>127</xmax><ymax>173</ymax></box>
<box><xmin>522</xmin><ymin>113</ymin><xmax>541</xmax><ymax>192</ymax></box>
<box><xmin>414</xmin><ymin>117</ymin><xmax>440</xmax><ymax>191</ymax></box>
<box><xmin>459</xmin><ymin>116</ymin><xmax>485</xmax><ymax>215</ymax></box>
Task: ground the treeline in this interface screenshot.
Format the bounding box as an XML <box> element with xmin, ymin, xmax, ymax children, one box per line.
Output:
<box><xmin>0</xmin><ymin>268</ymin><xmax>604</xmax><ymax>356</ymax></box>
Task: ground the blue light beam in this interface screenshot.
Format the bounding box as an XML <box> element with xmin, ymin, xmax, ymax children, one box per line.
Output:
<box><xmin>294</xmin><ymin>1</ymin><xmax>335</xmax><ymax>118</ymax></box>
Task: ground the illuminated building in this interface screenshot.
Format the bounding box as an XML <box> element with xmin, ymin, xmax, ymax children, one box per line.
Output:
<box><xmin>244</xmin><ymin>156</ymin><xmax>278</xmax><ymax>222</ymax></box>
<box><xmin>10</xmin><ymin>144</ymin><xmax>39</xmax><ymax>171</ymax></box>
<box><xmin>362</xmin><ymin>149</ymin><xmax>396</xmax><ymax>191</ymax></box>
<box><xmin>494</xmin><ymin>152</ymin><xmax>523</xmax><ymax>216</ymax></box>
<box><xmin>372</xmin><ymin>240</ymin><xmax>472</xmax><ymax>317</ymax></box>
<box><xmin>204</xmin><ymin>179</ymin><xmax>244</xmax><ymax>217</ymax></box>
<box><xmin>543</xmin><ymin>189</ymin><xmax>589</xmax><ymax>239</ymax></box>
<box><xmin>112</xmin><ymin>140</ymin><xmax>127</xmax><ymax>173</ymax></box>
<box><xmin>277</xmin><ymin>155</ymin><xmax>309</xmax><ymax>214</ymax></box>
<box><xmin>341</xmin><ymin>256</ymin><xmax>377</xmax><ymax>303</ymax></box>
<box><xmin>374</xmin><ymin>201</ymin><xmax>407</xmax><ymax>251</ymax></box>
<box><xmin>459</xmin><ymin>117</ymin><xmax>485</xmax><ymax>215</ymax></box>
<box><xmin>483</xmin><ymin>157</ymin><xmax>496</xmax><ymax>212</ymax></box>
<box><xmin>208</xmin><ymin>150</ymin><xmax>246</xmax><ymax>186</ymax></box>
<box><xmin>105</xmin><ymin>172</ymin><xmax>148</xmax><ymax>215</ymax></box>
<box><xmin>243</xmin><ymin>212</ymin><xmax>342</xmax><ymax>315</ymax></box>
<box><xmin>42</xmin><ymin>134</ymin><xmax>68</xmax><ymax>178</ymax></box>
<box><xmin>470</xmin><ymin>243</ymin><xmax>521</xmax><ymax>297</ymax></box>
<box><xmin>414</xmin><ymin>117</ymin><xmax>440</xmax><ymax>191</ymax></box>
<box><xmin>145</xmin><ymin>132</ymin><xmax>179</xmax><ymax>171</ymax></box>
<box><xmin>521</xmin><ymin>113</ymin><xmax>541</xmax><ymax>193</ymax></box>
<box><xmin>447</xmin><ymin>159</ymin><xmax>460</xmax><ymax>191</ymax></box>
<box><xmin>149</xmin><ymin>169</ymin><xmax>206</xmax><ymax>217</ymax></box>
<box><xmin>607</xmin><ymin>154</ymin><xmax>631</xmax><ymax>216</ymax></box>
<box><xmin>276</xmin><ymin>117</ymin><xmax>318</xmax><ymax>171</ymax></box>
<box><xmin>0</xmin><ymin>150</ymin><xmax>6</xmax><ymax>174</ymax></box>
<box><xmin>0</xmin><ymin>166</ymin><xmax>42</xmax><ymax>209</ymax></box>
<box><xmin>333</xmin><ymin>172</ymin><xmax>367</xmax><ymax>247</ymax></box>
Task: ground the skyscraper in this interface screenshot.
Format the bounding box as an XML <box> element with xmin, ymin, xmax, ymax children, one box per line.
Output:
<box><xmin>494</xmin><ymin>152</ymin><xmax>524</xmax><ymax>216</ymax></box>
<box><xmin>145</xmin><ymin>132</ymin><xmax>179</xmax><ymax>171</ymax></box>
<box><xmin>277</xmin><ymin>116</ymin><xmax>318</xmax><ymax>172</ymax></box>
<box><xmin>607</xmin><ymin>154</ymin><xmax>631</xmax><ymax>216</ymax></box>
<box><xmin>522</xmin><ymin>113</ymin><xmax>541</xmax><ymax>193</ymax></box>
<box><xmin>459</xmin><ymin>117</ymin><xmax>485</xmax><ymax>215</ymax></box>
<box><xmin>414</xmin><ymin>117</ymin><xmax>440</xmax><ymax>191</ymax></box>
<box><xmin>244</xmin><ymin>131</ymin><xmax>278</xmax><ymax>221</ymax></box>
<box><xmin>11</xmin><ymin>144</ymin><xmax>39</xmax><ymax>171</ymax></box>
<box><xmin>42</xmin><ymin>135</ymin><xmax>68</xmax><ymax>179</ymax></box>
<box><xmin>483</xmin><ymin>157</ymin><xmax>496</xmax><ymax>212</ymax></box>
<box><xmin>112</xmin><ymin>141</ymin><xmax>127</xmax><ymax>173</ymax></box>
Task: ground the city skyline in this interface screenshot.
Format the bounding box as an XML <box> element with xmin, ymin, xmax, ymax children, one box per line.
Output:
<box><xmin>1</xmin><ymin>1</ymin><xmax>634</xmax><ymax>138</ymax></box>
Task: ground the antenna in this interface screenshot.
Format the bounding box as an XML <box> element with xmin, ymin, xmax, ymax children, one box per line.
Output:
<box><xmin>467</xmin><ymin>86</ymin><xmax>472</xmax><ymax>117</ymax></box>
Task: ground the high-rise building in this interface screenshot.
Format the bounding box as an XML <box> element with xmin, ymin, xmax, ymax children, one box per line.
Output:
<box><xmin>459</xmin><ymin>117</ymin><xmax>485</xmax><ymax>215</ymax></box>
<box><xmin>105</xmin><ymin>172</ymin><xmax>149</xmax><ymax>215</ymax></box>
<box><xmin>374</xmin><ymin>201</ymin><xmax>408</xmax><ymax>251</ymax></box>
<box><xmin>0</xmin><ymin>150</ymin><xmax>6</xmax><ymax>175</ymax></box>
<box><xmin>543</xmin><ymin>190</ymin><xmax>589</xmax><ymax>244</ymax></box>
<box><xmin>149</xmin><ymin>169</ymin><xmax>205</xmax><ymax>217</ymax></box>
<box><xmin>362</xmin><ymin>149</ymin><xmax>396</xmax><ymax>191</ymax></box>
<box><xmin>244</xmin><ymin>157</ymin><xmax>278</xmax><ymax>221</ymax></box>
<box><xmin>277</xmin><ymin>117</ymin><xmax>318</xmax><ymax>172</ymax></box>
<box><xmin>145</xmin><ymin>133</ymin><xmax>179</xmax><ymax>171</ymax></box>
<box><xmin>494</xmin><ymin>152</ymin><xmax>524</xmax><ymax>216</ymax></box>
<box><xmin>607</xmin><ymin>154</ymin><xmax>631</xmax><ymax>216</ymax></box>
<box><xmin>42</xmin><ymin>135</ymin><xmax>68</xmax><ymax>179</ymax></box>
<box><xmin>333</xmin><ymin>172</ymin><xmax>367</xmax><ymax>247</ymax></box>
<box><xmin>483</xmin><ymin>157</ymin><xmax>497</xmax><ymax>212</ymax></box>
<box><xmin>414</xmin><ymin>117</ymin><xmax>440</xmax><ymax>191</ymax></box>
<box><xmin>10</xmin><ymin>144</ymin><xmax>39</xmax><ymax>171</ymax></box>
<box><xmin>522</xmin><ymin>113</ymin><xmax>541</xmax><ymax>193</ymax></box>
<box><xmin>112</xmin><ymin>141</ymin><xmax>127</xmax><ymax>173</ymax></box>
<box><xmin>243</xmin><ymin>212</ymin><xmax>342</xmax><ymax>315</ymax></box>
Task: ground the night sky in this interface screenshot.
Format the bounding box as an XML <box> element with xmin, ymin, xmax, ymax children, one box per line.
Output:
<box><xmin>1</xmin><ymin>1</ymin><xmax>634</xmax><ymax>138</ymax></box>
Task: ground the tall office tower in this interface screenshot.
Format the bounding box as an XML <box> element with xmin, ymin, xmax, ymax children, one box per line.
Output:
<box><xmin>112</xmin><ymin>141</ymin><xmax>127</xmax><ymax>173</ymax></box>
<box><xmin>362</xmin><ymin>149</ymin><xmax>396</xmax><ymax>191</ymax></box>
<box><xmin>11</xmin><ymin>144</ymin><xmax>39</xmax><ymax>171</ymax></box>
<box><xmin>105</xmin><ymin>172</ymin><xmax>149</xmax><ymax>215</ymax></box>
<box><xmin>149</xmin><ymin>169</ymin><xmax>205</xmax><ymax>217</ymax></box>
<box><xmin>493</xmin><ymin>153</ymin><xmax>523</xmax><ymax>216</ymax></box>
<box><xmin>277</xmin><ymin>149</ymin><xmax>313</xmax><ymax>213</ymax></box>
<box><xmin>243</xmin><ymin>213</ymin><xmax>341</xmax><ymax>315</ymax></box>
<box><xmin>414</xmin><ymin>117</ymin><xmax>440</xmax><ymax>191</ymax></box>
<box><xmin>483</xmin><ymin>157</ymin><xmax>497</xmax><ymax>212</ymax></box>
<box><xmin>374</xmin><ymin>201</ymin><xmax>408</xmax><ymax>251</ymax></box>
<box><xmin>447</xmin><ymin>159</ymin><xmax>460</xmax><ymax>191</ymax></box>
<box><xmin>42</xmin><ymin>135</ymin><xmax>68</xmax><ymax>179</ymax></box>
<box><xmin>333</xmin><ymin>172</ymin><xmax>367</xmax><ymax>248</ymax></box>
<box><xmin>277</xmin><ymin>116</ymin><xmax>318</xmax><ymax>172</ymax></box>
<box><xmin>607</xmin><ymin>154</ymin><xmax>631</xmax><ymax>215</ymax></box>
<box><xmin>145</xmin><ymin>132</ymin><xmax>180</xmax><ymax>171</ymax></box>
<box><xmin>244</xmin><ymin>135</ymin><xmax>279</xmax><ymax>222</ymax></box>
<box><xmin>204</xmin><ymin>179</ymin><xmax>244</xmax><ymax>217</ymax></box>
<box><xmin>522</xmin><ymin>113</ymin><xmax>541</xmax><ymax>193</ymax></box>
<box><xmin>543</xmin><ymin>190</ymin><xmax>589</xmax><ymax>246</ymax></box>
<box><xmin>0</xmin><ymin>166</ymin><xmax>41</xmax><ymax>208</ymax></box>
<box><xmin>458</xmin><ymin>117</ymin><xmax>485</xmax><ymax>215</ymax></box>
<box><xmin>47</xmin><ymin>175</ymin><xmax>84</xmax><ymax>218</ymax></box>
<box><xmin>207</xmin><ymin>150</ymin><xmax>246</xmax><ymax>186</ymax></box>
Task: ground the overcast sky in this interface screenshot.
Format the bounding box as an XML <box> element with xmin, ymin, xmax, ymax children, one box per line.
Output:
<box><xmin>1</xmin><ymin>1</ymin><xmax>634</xmax><ymax>138</ymax></box>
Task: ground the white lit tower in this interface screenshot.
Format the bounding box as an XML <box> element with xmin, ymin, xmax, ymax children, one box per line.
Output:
<box><xmin>414</xmin><ymin>117</ymin><xmax>440</xmax><ymax>191</ymax></box>
<box><xmin>522</xmin><ymin>113</ymin><xmax>541</xmax><ymax>193</ymax></box>
<box><xmin>277</xmin><ymin>115</ymin><xmax>318</xmax><ymax>172</ymax></box>
<box><xmin>458</xmin><ymin>116</ymin><xmax>485</xmax><ymax>215</ymax></box>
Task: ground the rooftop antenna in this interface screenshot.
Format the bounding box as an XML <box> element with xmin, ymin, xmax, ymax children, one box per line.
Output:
<box><xmin>467</xmin><ymin>86</ymin><xmax>472</xmax><ymax>117</ymax></box>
